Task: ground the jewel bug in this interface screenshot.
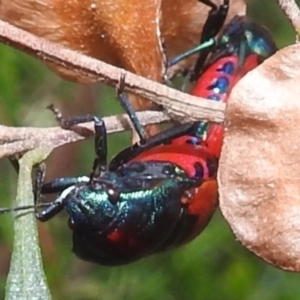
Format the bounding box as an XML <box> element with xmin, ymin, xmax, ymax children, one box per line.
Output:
<box><xmin>169</xmin><ymin>15</ymin><xmax>277</xmax><ymax>157</ymax></box>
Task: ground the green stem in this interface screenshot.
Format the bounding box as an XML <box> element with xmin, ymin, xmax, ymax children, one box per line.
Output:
<box><xmin>5</xmin><ymin>148</ymin><xmax>52</xmax><ymax>300</ymax></box>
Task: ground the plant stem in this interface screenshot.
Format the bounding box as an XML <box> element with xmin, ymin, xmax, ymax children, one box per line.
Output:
<box><xmin>5</xmin><ymin>148</ymin><xmax>52</xmax><ymax>300</ymax></box>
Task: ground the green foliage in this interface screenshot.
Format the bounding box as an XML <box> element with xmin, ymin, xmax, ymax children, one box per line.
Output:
<box><xmin>1</xmin><ymin>1</ymin><xmax>300</xmax><ymax>299</ymax></box>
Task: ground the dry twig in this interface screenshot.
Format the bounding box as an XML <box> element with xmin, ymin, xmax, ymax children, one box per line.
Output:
<box><xmin>0</xmin><ymin>111</ymin><xmax>170</xmax><ymax>158</ymax></box>
<box><xmin>0</xmin><ymin>20</ymin><xmax>225</xmax><ymax>123</ymax></box>
<box><xmin>0</xmin><ymin>20</ymin><xmax>226</xmax><ymax>158</ymax></box>
<box><xmin>277</xmin><ymin>0</ymin><xmax>300</xmax><ymax>38</ymax></box>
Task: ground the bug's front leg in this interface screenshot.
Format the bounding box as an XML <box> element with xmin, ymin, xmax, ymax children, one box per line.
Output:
<box><xmin>47</xmin><ymin>104</ymin><xmax>108</xmax><ymax>178</ymax></box>
<box><xmin>34</xmin><ymin>166</ymin><xmax>89</xmax><ymax>222</ymax></box>
<box><xmin>33</xmin><ymin>164</ymin><xmax>65</xmax><ymax>222</ymax></box>
<box><xmin>41</xmin><ymin>176</ymin><xmax>89</xmax><ymax>194</ymax></box>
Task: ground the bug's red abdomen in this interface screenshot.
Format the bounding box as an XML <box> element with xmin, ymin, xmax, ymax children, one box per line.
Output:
<box><xmin>190</xmin><ymin>53</ymin><xmax>262</xmax><ymax>157</ymax></box>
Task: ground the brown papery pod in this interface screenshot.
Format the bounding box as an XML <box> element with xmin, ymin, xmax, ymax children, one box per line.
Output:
<box><xmin>218</xmin><ymin>43</ymin><xmax>300</xmax><ymax>271</ymax></box>
<box><xmin>0</xmin><ymin>0</ymin><xmax>245</xmax><ymax>137</ymax></box>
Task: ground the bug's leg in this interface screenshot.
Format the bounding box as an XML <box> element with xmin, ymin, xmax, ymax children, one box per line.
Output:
<box><xmin>161</xmin><ymin>38</ymin><xmax>174</xmax><ymax>85</ymax></box>
<box><xmin>237</xmin><ymin>35</ymin><xmax>248</xmax><ymax>70</ymax></box>
<box><xmin>41</xmin><ymin>176</ymin><xmax>89</xmax><ymax>194</ymax></box>
<box><xmin>199</xmin><ymin>0</ymin><xmax>229</xmax><ymax>43</ymax></box>
<box><xmin>47</xmin><ymin>105</ymin><xmax>107</xmax><ymax>179</ymax></box>
<box><xmin>34</xmin><ymin>163</ymin><xmax>46</xmax><ymax>203</ymax></box>
<box><xmin>0</xmin><ymin>205</ymin><xmax>40</xmax><ymax>215</ymax></box>
<box><xmin>109</xmin><ymin>121</ymin><xmax>197</xmax><ymax>170</ymax></box>
<box><xmin>0</xmin><ymin>164</ymin><xmax>51</xmax><ymax>216</ymax></box>
<box><xmin>35</xmin><ymin>187</ymin><xmax>75</xmax><ymax>222</ymax></box>
<box><xmin>34</xmin><ymin>162</ymin><xmax>89</xmax><ymax>195</ymax></box>
<box><xmin>191</xmin><ymin>0</ymin><xmax>229</xmax><ymax>81</ymax></box>
<box><xmin>34</xmin><ymin>163</ymin><xmax>61</xmax><ymax>221</ymax></box>
<box><xmin>33</xmin><ymin>163</ymin><xmax>74</xmax><ymax>221</ymax></box>
<box><xmin>116</xmin><ymin>74</ymin><xmax>147</xmax><ymax>145</ymax></box>
<box><xmin>167</xmin><ymin>1</ymin><xmax>229</xmax><ymax>78</ymax></box>
<box><xmin>167</xmin><ymin>39</ymin><xmax>215</xmax><ymax>68</ymax></box>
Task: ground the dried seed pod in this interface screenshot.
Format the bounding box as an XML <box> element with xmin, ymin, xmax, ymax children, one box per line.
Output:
<box><xmin>218</xmin><ymin>43</ymin><xmax>300</xmax><ymax>271</ymax></box>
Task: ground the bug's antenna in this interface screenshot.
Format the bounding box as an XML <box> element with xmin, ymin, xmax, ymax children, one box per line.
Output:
<box><xmin>0</xmin><ymin>203</ymin><xmax>52</xmax><ymax>215</ymax></box>
<box><xmin>167</xmin><ymin>39</ymin><xmax>215</xmax><ymax>68</ymax></box>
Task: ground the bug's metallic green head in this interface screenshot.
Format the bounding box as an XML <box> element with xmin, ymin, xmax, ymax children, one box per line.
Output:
<box><xmin>219</xmin><ymin>16</ymin><xmax>277</xmax><ymax>57</ymax></box>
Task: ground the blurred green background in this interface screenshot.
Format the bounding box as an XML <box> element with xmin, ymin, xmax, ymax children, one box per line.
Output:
<box><xmin>0</xmin><ymin>1</ymin><xmax>300</xmax><ymax>299</ymax></box>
